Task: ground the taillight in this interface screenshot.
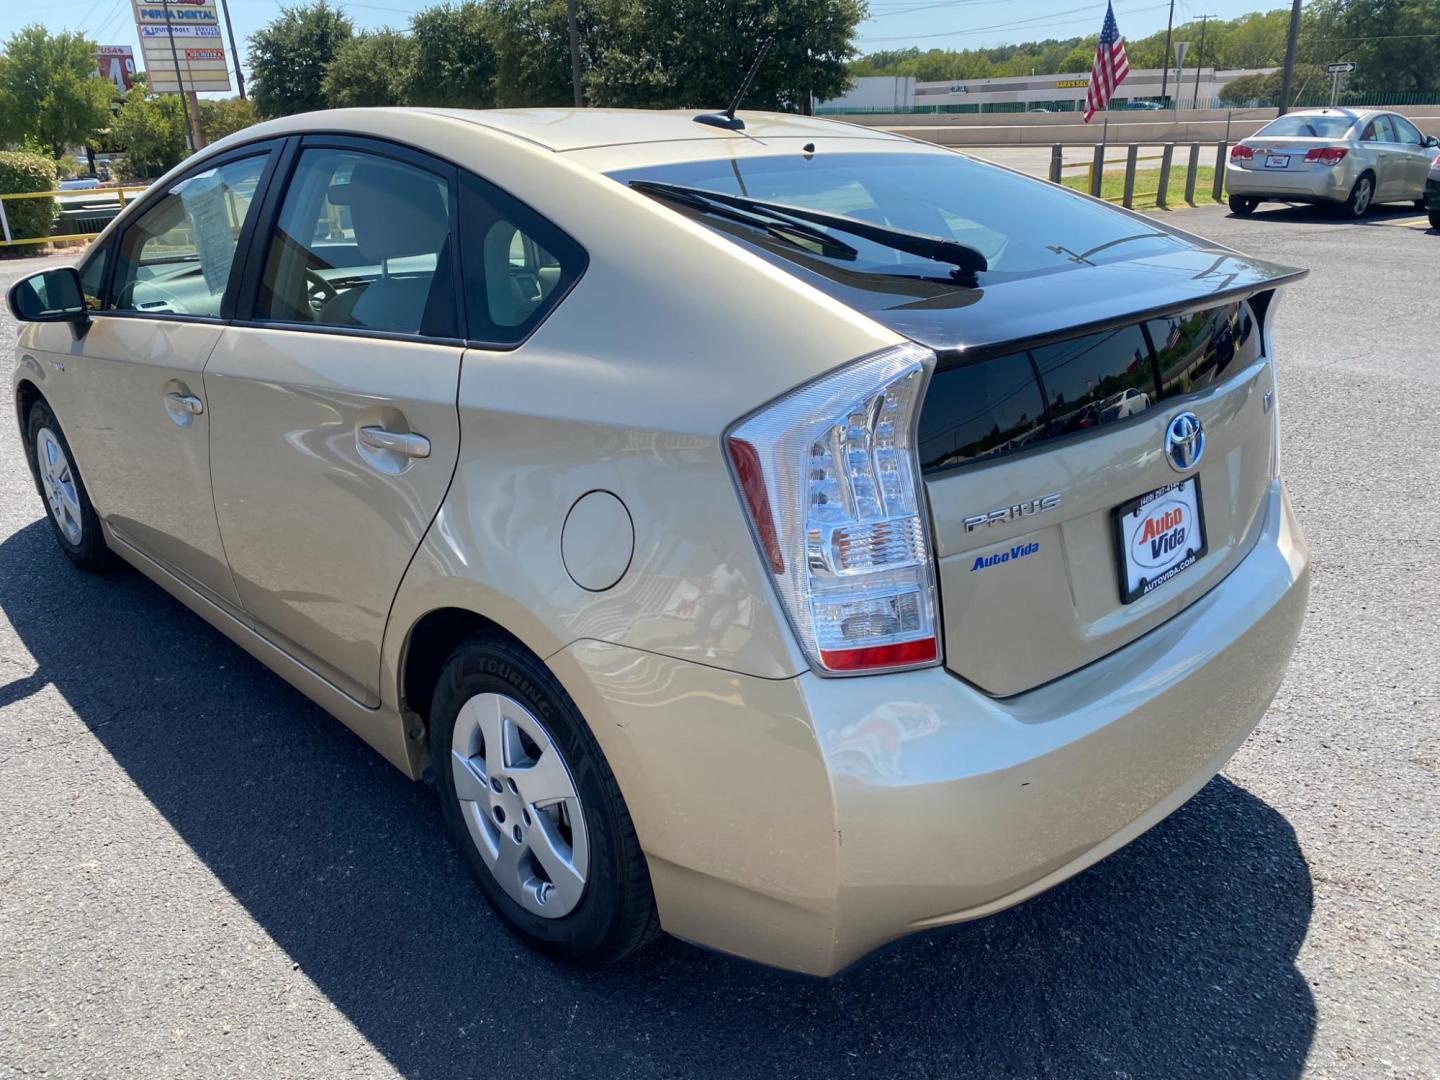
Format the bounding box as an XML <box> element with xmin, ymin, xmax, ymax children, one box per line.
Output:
<box><xmin>1231</xmin><ymin>144</ymin><xmax>1253</xmax><ymax>161</ymax></box>
<box><xmin>726</xmin><ymin>343</ymin><xmax>941</xmax><ymax>676</ymax></box>
<box><xmin>1304</xmin><ymin>147</ymin><xmax>1348</xmax><ymax>165</ymax></box>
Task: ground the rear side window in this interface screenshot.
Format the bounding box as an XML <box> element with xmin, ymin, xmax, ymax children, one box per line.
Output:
<box><xmin>918</xmin><ymin>302</ymin><xmax>1259</xmax><ymax>474</ymax></box>
<box><xmin>458</xmin><ymin>171</ymin><xmax>586</xmax><ymax>347</ymax></box>
<box><xmin>256</xmin><ymin>148</ymin><xmax>458</xmax><ymax>338</ymax></box>
<box><xmin>1260</xmin><ymin>114</ymin><xmax>1356</xmax><ymax>139</ymax></box>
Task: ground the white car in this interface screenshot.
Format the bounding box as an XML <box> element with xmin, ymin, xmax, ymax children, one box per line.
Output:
<box><xmin>1226</xmin><ymin>108</ymin><xmax>1440</xmax><ymax>218</ymax></box>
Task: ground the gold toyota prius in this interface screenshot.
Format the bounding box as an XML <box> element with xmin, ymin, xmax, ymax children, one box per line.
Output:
<box><xmin>8</xmin><ymin>108</ymin><xmax>1309</xmax><ymax>976</ymax></box>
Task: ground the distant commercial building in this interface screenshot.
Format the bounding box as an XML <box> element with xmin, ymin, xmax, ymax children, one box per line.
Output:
<box><xmin>817</xmin><ymin>69</ymin><xmax>1279</xmax><ymax>112</ymax></box>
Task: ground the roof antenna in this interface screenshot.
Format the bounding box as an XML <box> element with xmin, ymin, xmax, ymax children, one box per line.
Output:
<box><xmin>694</xmin><ymin>36</ymin><xmax>775</xmax><ymax>131</ymax></box>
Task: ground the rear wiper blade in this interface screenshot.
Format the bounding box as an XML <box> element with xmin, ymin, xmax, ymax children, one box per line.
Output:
<box><xmin>631</xmin><ymin>180</ymin><xmax>858</xmax><ymax>261</ymax></box>
<box><xmin>631</xmin><ymin>179</ymin><xmax>988</xmax><ymax>279</ymax></box>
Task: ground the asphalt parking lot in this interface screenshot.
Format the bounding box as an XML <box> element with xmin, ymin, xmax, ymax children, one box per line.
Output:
<box><xmin>1</xmin><ymin>200</ymin><xmax>1437</xmax><ymax>1079</ymax></box>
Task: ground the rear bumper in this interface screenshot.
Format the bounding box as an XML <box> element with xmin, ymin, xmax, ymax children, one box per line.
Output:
<box><xmin>1226</xmin><ymin>160</ymin><xmax>1352</xmax><ymax>202</ymax></box>
<box><xmin>551</xmin><ymin>479</ymin><xmax>1309</xmax><ymax>976</ymax></box>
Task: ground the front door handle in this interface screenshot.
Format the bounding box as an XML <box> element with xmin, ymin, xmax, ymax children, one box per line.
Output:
<box><xmin>358</xmin><ymin>425</ymin><xmax>431</xmax><ymax>459</ymax></box>
<box><xmin>165</xmin><ymin>392</ymin><xmax>204</xmax><ymax>415</ymax></box>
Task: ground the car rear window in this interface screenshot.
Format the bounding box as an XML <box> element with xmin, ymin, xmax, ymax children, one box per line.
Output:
<box><xmin>610</xmin><ymin>152</ymin><xmax>1191</xmax><ymax>279</ymax></box>
<box><xmin>917</xmin><ymin>301</ymin><xmax>1259</xmax><ymax>474</ymax></box>
<box><xmin>1257</xmin><ymin>114</ymin><xmax>1355</xmax><ymax>139</ymax></box>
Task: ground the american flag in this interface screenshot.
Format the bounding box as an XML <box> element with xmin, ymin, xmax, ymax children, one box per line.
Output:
<box><xmin>1083</xmin><ymin>2</ymin><xmax>1131</xmax><ymax>123</ymax></box>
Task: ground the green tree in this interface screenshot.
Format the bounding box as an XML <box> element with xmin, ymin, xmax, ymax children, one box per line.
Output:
<box><xmin>0</xmin><ymin>26</ymin><xmax>114</xmax><ymax>156</ymax></box>
<box><xmin>587</xmin><ymin>0</ymin><xmax>865</xmax><ymax>111</ymax></box>
<box><xmin>484</xmin><ymin>0</ymin><xmax>592</xmax><ymax>107</ymax></box>
<box><xmin>402</xmin><ymin>1</ymin><xmax>497</xmax><ymax>107</ymax></box>
<box><xmin>198</xmin><ymin>96</ymin><xmax>258</xmax><ymax>142</ymax></box>
<box><xmin>110</xmin><ymin>88</ymin><xmax>188</xmax><ymax>180</ymax></box>
<box><xmin>323</xmin><ymin>29</ymin><xmax>417</xmax><ymax>107</ymax></box>
<box><xmin>1307</xmin><ymin>0</ymin><xmax>1440</xmax><ymax>96</ymax></box>
<box><xmin>0</xmin><ymin>150</ymin><xmax>58</xmax><ymax>254</ymax></box>
<box><xmin>248</xmin><ymin>0</ymin><xmax>354</xmax><ymax>118</ymax></box>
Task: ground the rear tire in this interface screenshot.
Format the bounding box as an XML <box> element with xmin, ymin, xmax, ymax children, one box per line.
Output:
<box><xmin>1339</xmin><ymin>174</ymin><xmax>1375</xmax><ymax>219</ymax></box>
<box><xmin>1228</xmin><ymin>195</ymin><xmax>1259</xmax><ymax>216</ymax></box>
<box><xmin>1430</xmin><ymin>209</ymin><xmax>1440</xmax><ymax>231</ymax></box>
<box><xmin>25</xmin><ymin>401</ymin><xmax>114</xmax><ymax>572</ymax></box>
<box><xmin>431</xmin><ymin>634</ymin><xmax>660</xmax><ymax>964</ymax></box>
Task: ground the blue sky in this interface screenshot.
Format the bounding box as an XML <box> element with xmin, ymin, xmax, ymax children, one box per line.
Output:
<box><xmin>5</xmin><ymin>0</ymin><xmax>1287</xmax><ymax>88</ymax></box>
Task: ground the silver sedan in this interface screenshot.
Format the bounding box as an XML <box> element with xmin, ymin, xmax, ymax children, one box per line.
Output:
<box><xmin>1226</xmin><ymin>108</ymin><xmax>1440</xmax><ymax>218</ymax></box>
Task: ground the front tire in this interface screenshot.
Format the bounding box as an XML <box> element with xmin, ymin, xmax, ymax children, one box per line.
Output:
<box><xmin>1228</xmin><ymin>195</ymin><xmax>1259</xmax><ymax>216</ymax></box>
<box><xmin>25</xmin><ymin>401</ymin><xmax>113</xmax><ymax>571</ymax></box>
<box><xmin>1339</xmin><ymin>174</ymin><xmax>1375</xmax><ymax>219</ymax></box>
<box><xmin>1430</xmin><ymin>209</ymin><xmax>1440</xmax><ymax>231</ymax></box>
<box><xmin>431</xmin><ymin>635</ymin><xmax>659</xmax><ymax>963</ymax></box>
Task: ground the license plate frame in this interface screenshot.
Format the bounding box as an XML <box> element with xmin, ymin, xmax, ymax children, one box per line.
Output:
<box><xmin>1112</xmin><ymin>477</ymin><xmax>1208</xmax><ymax>604</ymax></box>
<box><xmin>1264</xmin><ymin>153</ymin><xmax>1291</xmax><ymax>169</ymax></box>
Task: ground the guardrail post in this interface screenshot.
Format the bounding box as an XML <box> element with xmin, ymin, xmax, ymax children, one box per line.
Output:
<box><xmin>1157</xmin><ymin>144</ymin><xmax>1174</xmax><ymax>209</ymax></box>
<box><xmin>0</xmin><ymin>197</ymin><xmax>11</xmax><ymax>244</ymax></box>
<box><xmin>1213</xmin><ymin>142</ymin><xmax>1227</xmax><ymax>201</ymax></box>
<box><xmin>1185</xmin><ymin>143</ymin><xmax>1201</xmax><ymax>204</ymax></box>
<box><xmin>1049</xmin><ymin>143</ymin><xmax>1062</xmax><ymax>184</ymax></box>
<box><xmin>1122</xmin><ymin>144</ymin><xmax>1139</xmax><ymax>209</ymax></box>
<box><xmin>1090</xmin><ymin>144</ymin><xmax>1104</xmax><ymax>197</ymax></box>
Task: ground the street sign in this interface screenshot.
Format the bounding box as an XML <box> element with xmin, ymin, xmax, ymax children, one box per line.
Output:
<box><xmin>131</xmin><ymin>0</ymin><xmax>231</xmax><ymax>93</ymax></box>
<box><xmin>1326</xmin><ymin>62</ymin><xmax>1357</xmax><ymax>74</ymax></box>
<box><xmin>1173</xmin><ymin>41</ymin><xmax>1190</xmax><ymax>67</ymax></box>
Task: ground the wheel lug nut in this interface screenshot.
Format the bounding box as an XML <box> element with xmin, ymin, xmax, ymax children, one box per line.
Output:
<box><xmin>507</xmin><ymin>778</ymin><xmax>518</xmax><ymax>795</ymax></box>
<box><xmin>522</xmin><ymin>809</ymin><xmax>531</xmax><ymax>826</ymax></box>
<box><xmin>492</xmin><ymin>805</ymin><xmax>506</xmax><ymax>824</ymax></box>
<box><xmin>490</xmin><ymin>777</ymin><xmax>503</xmax><ymax>793</ymax></box>
<box><xmin>512</xmin><ymin>824</ymin><xmax>522</xmax><ymax>844</ymax></box>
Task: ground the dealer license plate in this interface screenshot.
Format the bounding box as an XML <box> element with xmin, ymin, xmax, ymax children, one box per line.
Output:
<box><xmin>1113</xmin><ymin>478</ymin><xmax>1208</xmax><ymax>604</ymax></box>
<box><xmin>1265</xmin><ymin>154</ymin><xmax>1291</xmax><ymax>169</ymax></box>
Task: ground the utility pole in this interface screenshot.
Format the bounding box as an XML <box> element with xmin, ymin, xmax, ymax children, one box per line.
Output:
<box><xmin>161</xmin><ymin>0</ymin><xmax>204</xmax><ymax>151</ymax></box>
<box><xmin>566</xmin><ymin>0</ymin><xmax>583</xmax><ymax>107</ymax></box>
<box><xmin>217</xmin><ymin>0</ymin><xmax>245</xmax><ymax>100</ymax></box>
<box><xmin>1277</xmin><ymin>0</ymin><xmax>1303</xmax><ymax>115</ymax></box>
<box><xmin>1159</xmin><ymin>0</ymin><xmax>1176</xmax><ymax>103</ymax></box>
<box><xmin>1192</xmin><ymin>15</ymin><xmax>1211</xmax><ymax>108</ymax></box>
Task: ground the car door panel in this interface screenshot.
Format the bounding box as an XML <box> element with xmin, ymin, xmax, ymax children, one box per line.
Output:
<box><xmin>204</xmin><ymin>140</ymin><xmax>465</xmax><ymax>706</ymax></box>
<box><xmin>69</xmin><ymin>317</ymin><xmax>241</xmax><ymax>608</ymax></box>
<box><xmin>51</xmin><ymin>148</ymin><xmax>277</xmax><ymax>609</ymax></box>
<box><xmin>204</xmin><ymin>329</ymin><xmax>461</xmax><ymax>705</ymax></box>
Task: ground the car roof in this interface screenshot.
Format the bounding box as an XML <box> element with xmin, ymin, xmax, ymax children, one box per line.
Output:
<box><xmin>411</xmin><ymin>107</ymin><xmax>911</xmax><ymax>154</ymax></box>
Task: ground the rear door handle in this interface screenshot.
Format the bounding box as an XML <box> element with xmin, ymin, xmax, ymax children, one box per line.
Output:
<box><xmin>166</xmin><ymin>392</ymin><xmax>204</xmax><ymax>415</ymax></box>
<box><xmin>358</xmin><ymin>426</ymin><xmax>431</xmax><ymax>459</ymax></box>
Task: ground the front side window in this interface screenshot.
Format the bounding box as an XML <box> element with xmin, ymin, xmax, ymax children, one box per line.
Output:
<box><xmin>257</xmin><ymin>148</ymin><xmax>457</xmax><ymax>337</ymax></box>
<box><xmin>1390</xmin><ymin>115</ymin><xmax>1424</xmax><ymax>145</ymax></box>
<box><xmin>1362</xmin><ymin>116</ymin><xmax>1395</xmax><ymax>142</ymax></box>
<box><xmin>111</xmin><ymin>154</ymin><xmax>267</xmax><ymax>317</ymax></box>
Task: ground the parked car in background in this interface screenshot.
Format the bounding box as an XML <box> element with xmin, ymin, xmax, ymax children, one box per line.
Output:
<box><xmin>1120</xmin><ymin>100</ymin><xmax>1166</xmax><ymax>110</ymax></box>
<box><xmin>57</xmin><ymin>177</ymin><xmax>101</xmax><ymax>191</ymax></box>
<box><xmin>1226</xmin><ymin>107</ymin><xmax>1440</xmax><ymax>218</ymax></box>
<box><xmin>1427</xmin><ymin>153</ymin><xmax>1440</xmax><ymax>230</ymax></box>
<box><xmin>8</xmin><ymin>108</ymin><xmax>1310</xmax><ymax>977</ymax></box>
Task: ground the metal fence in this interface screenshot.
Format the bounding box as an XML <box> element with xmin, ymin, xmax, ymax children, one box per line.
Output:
<box><xmin>1047</xmin><ymin>141</ymin><xmax>1230</xmax><ymax>209</ymax></box>
<box><xmin>816</xmin><ymin>91</ymin><xmax>1440</xmax><ymax>116</ymax></box>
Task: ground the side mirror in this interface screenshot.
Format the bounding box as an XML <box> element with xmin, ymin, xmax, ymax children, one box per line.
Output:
<box><xmin>6</xmin><ymin>267</ymin><xmax>90</xmax><ymax>335</ymax></box>
<box><xmin>1426</xmin><ymin>134</ymin><xmax>1440</xmax><ymax>149</ymax></box>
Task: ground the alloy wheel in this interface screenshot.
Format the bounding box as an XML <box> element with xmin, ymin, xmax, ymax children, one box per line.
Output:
<box><xmin>450</xmin><ymin>692</ymin><xmax>590</xmax><ymax>918</ymax></box>
<box><xmin>1350</xmin><ymin>177</ymin><xmax>1373</xmax><ymax>216</ymax></box>
<box><xmin>35</xmin><ymin>428</ymin><xmax>83</xmax><ymax>545</ymax></box>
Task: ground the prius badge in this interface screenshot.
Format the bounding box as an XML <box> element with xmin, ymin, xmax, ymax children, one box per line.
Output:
<box><xmin>1164</xmin><ymin>412</ymin><xmax>1205</xmax><ymax>473</ymax></box>
<box><xmin>963</xmin><ymin>493</ymin><xmax>1061</xmax><ymax>533</ymax></box>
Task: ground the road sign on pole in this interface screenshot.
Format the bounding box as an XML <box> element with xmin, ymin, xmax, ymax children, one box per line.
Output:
<box><xmin>131</xmin><ymin>0</ymin><xmax>232</xmax><ymax>94</ymax></box>
<box><xmin>1326</xmin><ymin>62</ymin><xmax>1358</xmax><ymax>74</ymax></box>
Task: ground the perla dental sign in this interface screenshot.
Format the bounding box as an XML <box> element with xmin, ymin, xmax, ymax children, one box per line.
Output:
<box><xmin>136</xmin><ymin>6</ymin><xmax>217</xmax><ymax>19</ymax></box>
<box><xmin>971</xmin><ymin>541</ymin><xmax>1040</xmax><ymax>571</ymax></box>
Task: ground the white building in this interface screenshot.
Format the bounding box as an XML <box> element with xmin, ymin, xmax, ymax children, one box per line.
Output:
<box><xmin>818</xmin><ymin>69</ymin><xmax>1279</xmax><ymax>112</ymax></box>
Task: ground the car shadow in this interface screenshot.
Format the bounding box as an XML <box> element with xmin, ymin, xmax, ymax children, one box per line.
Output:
<box><xmin>1230</xmin><ymin>201</ymin><xmax>1425</xmax><ymax>225</ymax></box>
<box><xmin>0</xmin><ymin>519</ymin><xmax>1318</xmax><ymax>1078</ymax></box>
